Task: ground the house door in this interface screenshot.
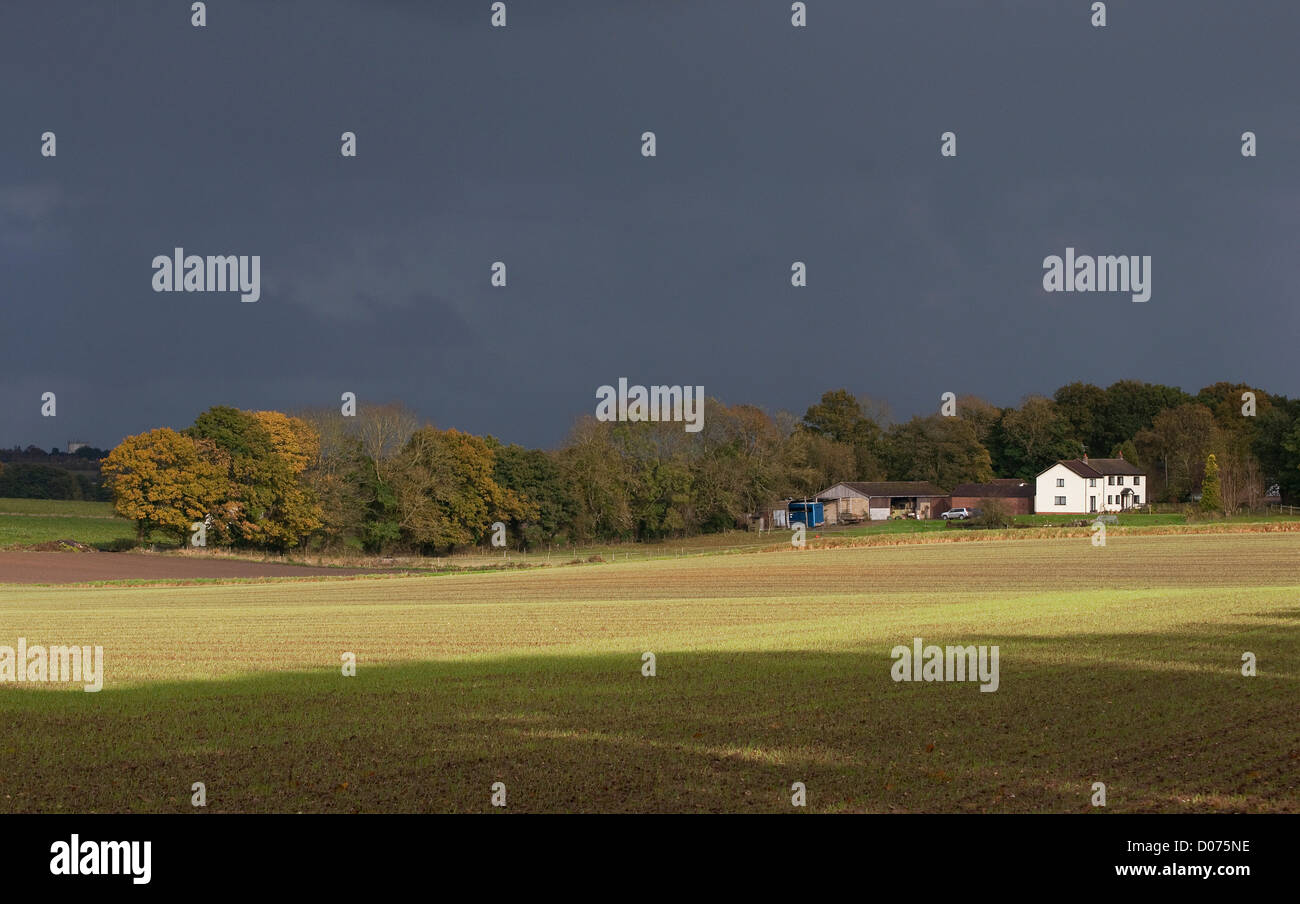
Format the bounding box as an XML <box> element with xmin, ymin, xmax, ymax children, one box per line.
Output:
<box><xmin>1089</xmin><ymin>496</ymin><xmax>1096</xmax><ymax>513</ymax></box>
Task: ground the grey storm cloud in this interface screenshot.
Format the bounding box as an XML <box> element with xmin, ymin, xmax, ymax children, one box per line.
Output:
<box><xmin>3</xmin><ymin>0</ymin><xmax>1299</xmax><ymax>450</ymax></box>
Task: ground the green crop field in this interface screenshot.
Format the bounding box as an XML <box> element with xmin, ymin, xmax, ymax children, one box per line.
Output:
<box><xmin>0</xmin><ymin>514</ymin><xmax>141</xmax><ymax>550</ymax></box>
<box><xmin>0</xmin><ymin>498</ymin><xmax>170</xmax><ymax>550</ymax></box>
<box><xmin>0</xmin><ymin>532</ymin><xmax>1296</xmax><ymax>813</ymax></box>
<box><xmin>0</xmin><ymin>498</ymin><xmax>118</xmax><ymax>518</ymax></box>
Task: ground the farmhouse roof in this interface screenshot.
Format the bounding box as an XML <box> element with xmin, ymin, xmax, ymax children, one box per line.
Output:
<box><xmin>825</xmin><ymin>481</ymin><xmax>948</xmax><ymax>498</ymax></box>
<box><xmin>1058</xmin><ymin>459</ymin><xmax>1102</xmax><ymax>478</ymax></box>
<box><xmin>950</xmin><ymin>479</ymin><xmax>1034</xmax><ymax>498</ymax></box>
<box><xmin>1086</xmin><ymin>457</ymin><xmax>1143</xmax><ymax>475</ymax></box>
<box><xmin>1047</xmin><ymin>458</ymin><xmax>1144</xmax><ymax>479</ymax></box>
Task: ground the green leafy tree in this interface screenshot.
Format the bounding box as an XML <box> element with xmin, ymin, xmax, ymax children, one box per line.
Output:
<box><xmin>1134</xmin><ymin>404</ymin><xmax>1220</xmax><ymax>502</ymax></box>
<box><xmin>999</xmin><ymin>396</ymin><xmax>1080</xmax><ymax>479</ymax></box>
<box><xmin>1196</xmin><ymin>382</ymin><xmax>1269</xmax><ymax>454</ymax></box>
<box><xmin>1200</xmin><ymin>453</ymin><xmax>1223</xmax><ymax>511</ymax></box>
<box><xmin>1099</xmin><ymin>380</ymin><xmax>1192</xmax><ymax>452</ymax></box>
<box><xmin>1258</xmin><ymin>398</ymin><xmax>1300</xmax><ymax>502</ymax></box>
<box><xmin>1108</xmin><ymin>440</ymin><xmax>1141</xmax><ymax>469</ymax></box>
<box><xmin>956</xmin><ymin>395</ymin><xmax>1002</xmax><ymax>447</ymax></box>
<box><xmin>779</xmin><ymin>430</ymin><xmax>857</xmax><ymax>498</ymax></box>
<box><xmin>801</xmin><ymin>389</ymin><xmax>884</xmax><ymax>479</ymax></box>
<box><xmin>691</xmin><ymin>403</ymin><xmax>785</xmax><ymax>532</ymax></box>
<box><xmin>558</xmin><ymin>417</ymin><xmax>636</xmax><ymax>541</ymax></box>
<box><xmin>490</xmin><ymin>440</ymin><xmax>576</xmax><ymax>548</ymax></box>
<box><xmin>882</xmin><ymin>415</ymin><xmax>992</xmax><ymax>490</ymax></box>
<box><xmin>1053</xmin><ymin>382</ymin><xmax>1107</xmax><ymax>453</ymax></box>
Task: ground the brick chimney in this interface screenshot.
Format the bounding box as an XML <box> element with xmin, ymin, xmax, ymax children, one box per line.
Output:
<box><xmin>1117</xmin><ymin>450</ymin><xmax>1124</xmax><ymax>459</ymax></box>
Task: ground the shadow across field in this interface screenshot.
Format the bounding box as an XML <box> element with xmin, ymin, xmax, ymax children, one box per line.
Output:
<box><xmin>0</xmin><ymin>620</ymin><xmax>1295</xmax><ymax>814</ymax></box>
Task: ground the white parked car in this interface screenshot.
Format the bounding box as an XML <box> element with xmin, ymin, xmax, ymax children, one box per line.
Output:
<box><xmin>941</xmin><ymin>507</ymin><xmax>980</xmax><ymax>520</ymax></box>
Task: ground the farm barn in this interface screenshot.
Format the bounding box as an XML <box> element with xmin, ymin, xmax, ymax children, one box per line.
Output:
<box><xmin>817</xmin><ymin>481</ymin><xmax>950</xmax><ymax>523</ymax></box>
<box><xmin>949</xmin><ymin>479</ymin><xmax>1035</xmax><ymax>515</ymax></box>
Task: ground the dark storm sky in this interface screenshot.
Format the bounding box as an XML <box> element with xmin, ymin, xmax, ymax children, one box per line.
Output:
<box><xmin>3</xmin><ymin>1</ymin><xmax>1298</xmax><ymax>451</ymax></box>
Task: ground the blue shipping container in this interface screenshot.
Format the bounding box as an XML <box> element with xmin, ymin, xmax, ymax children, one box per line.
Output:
<box><xmin>787</xmin><ymin>501</ymin><xmax>825</xmax><ymax>527</ymax></box>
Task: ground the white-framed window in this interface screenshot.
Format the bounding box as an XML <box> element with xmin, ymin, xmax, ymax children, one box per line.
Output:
<box><xmin>1117</xmin><ymin>476</ymin><xmax>1125</xmax><ymax>486</ymax></box>
<box><xmin>1054</xmin><ymin>496</ymin><xmax>1066</xmax><ymax>506</ymax></box>
<box><xmin>1089</xmin><ymin>478</ymin><xmax>1096</xmax><ymax>487</ymax></box>
<box><xmin>1108</xmin><ymin>476</ymin><xmax>1115</xmax><ymax>485</ymax></box>
<box><xmin>1108</xmin><ymin>495</ymin><xmax>1114</xmax><ymax>504</ymax></box>
<box><xmin>1056</xmin><ymin>478</ymin><xmax>1065</xmax><ymax>487</ymax></box>
<box><xmin>1133</xmin><ymin>476</ymin><xmax>1141</xmax><ymax>486</ymax></box>
<box><xmin>1134</xmin><ymin>495</ymin><xmax>1141</xmax><ymax>504</ymax></box>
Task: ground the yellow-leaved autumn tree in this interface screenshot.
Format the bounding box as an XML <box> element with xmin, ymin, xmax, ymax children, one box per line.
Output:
<box><xmin>101</xmin><ymin>428</ymin><xmax>227</xmax><ymax>543</ymax></box>
<box><xmin>394</xmin><ymin>427</ymin><xmax>536</xmax><ymax>551</ymax></box>
<box><xmin>251</xmin><ymin>410</ymin><xmax>319</xmax><ymax>476</ymax></box>
<box><xmin>248</xmin><ymin>410</ymin><xmax>324</xmax><ymax>547</ymax></box>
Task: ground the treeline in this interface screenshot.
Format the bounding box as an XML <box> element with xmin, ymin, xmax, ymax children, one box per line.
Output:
<box><xmin>0</xmin><ymin>463</ymin><xmax>109</xmax><ymax>501</ymax></box>
<box><xmin>0</xmin><ymin>443</ymin><xmax>112</xmax><ymax>502</ymax></box>
<box><xmin>97</xmin><ymin>380</ymin><xmax>1300</xmax><ymax>552</ymax></box>
<box><xmin>1</xmin><ymin>444</ymin><xmax>109</xmax><ymax>463</ymax></box>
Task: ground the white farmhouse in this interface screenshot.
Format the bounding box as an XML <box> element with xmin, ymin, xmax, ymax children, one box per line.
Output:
<box><xmin>1034</xmin><ymin>454</ymin><xmax>1146</xmax><ymax>514</ymax></box>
